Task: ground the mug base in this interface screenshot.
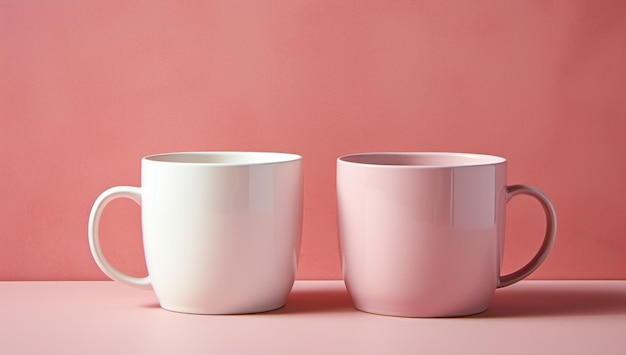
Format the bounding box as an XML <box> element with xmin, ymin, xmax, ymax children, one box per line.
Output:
<box><xmin>159</xmin><ymin>302</ymin><xmax>286</xmax><ymax>315</ymax></box>
<box><xmin>353</xmin><ymin>304</ymin><xmax>489</xmax><ymax>318</ymax></box>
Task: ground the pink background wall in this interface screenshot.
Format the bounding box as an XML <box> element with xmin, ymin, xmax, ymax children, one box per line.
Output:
<box><xmin>1</xmin><ymin>1</ymin><xmax>625</xmax><ymax>281</ymax></box>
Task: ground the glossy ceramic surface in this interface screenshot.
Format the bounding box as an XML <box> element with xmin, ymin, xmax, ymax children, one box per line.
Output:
<box><xmin>89</xmin><ymin>152</ymin><xmax>303</xmax><ymax>314</ymax></box>
<box><xmin>337</xmin><ymin>152</ymin><xmax>556</xmax><ymax>317</ymax></box>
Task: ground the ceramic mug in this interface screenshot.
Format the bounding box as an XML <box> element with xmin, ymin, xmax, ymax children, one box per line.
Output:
<box><xmin>88</xmin><ymin>152</ymin><xmax>303</xmax><ymax>314</ymax></box>
<box><xmin>337</xmin><ymin>152</ymin><xmax>557</xmax><ymax>317</ymax></box>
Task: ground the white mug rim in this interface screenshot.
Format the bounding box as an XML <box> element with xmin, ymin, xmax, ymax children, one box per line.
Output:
<box><xmin>142</xmin><ymin>151</ymin><xmax>302</xmax><ymax>166</ymax></box>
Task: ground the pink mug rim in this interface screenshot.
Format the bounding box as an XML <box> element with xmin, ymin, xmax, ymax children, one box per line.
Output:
<box><xmin>338</xmin><ymin>152</ymin><xmax>507</xmax><ymax>168</ymax></box>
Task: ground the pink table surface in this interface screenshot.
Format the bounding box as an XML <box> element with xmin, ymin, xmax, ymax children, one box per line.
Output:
<box><xmin>1</xmin><ymin>280</ymin><xmax>625</xmax><ymax>354</ymax></box>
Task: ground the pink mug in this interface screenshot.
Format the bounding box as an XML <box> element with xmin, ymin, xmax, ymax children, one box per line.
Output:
<box><xmin>337</xmin><ymin>152</ymin><xmax>557</xmax><ymax>317</ymax></box>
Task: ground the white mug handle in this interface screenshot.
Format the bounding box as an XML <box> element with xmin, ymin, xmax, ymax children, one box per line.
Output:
<box><xmin>88</xmin><ymin>186</ymin><xmax>151</xmax><ymax>289</ymax></box>
<box><xmin>498</xmin><ymin>184</ymin><xmax>557</xmax><ymax>288</ymax></box>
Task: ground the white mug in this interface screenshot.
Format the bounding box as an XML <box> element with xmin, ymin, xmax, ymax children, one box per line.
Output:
<box><xmin>337</xmin><ymin>152</ymin><xmax>557</xmax><ymax>317</ymax></box>
<box><xmin>88</xmin><ymin>152</ymin><xmax>303</xmax><ymax>314</ymax></box>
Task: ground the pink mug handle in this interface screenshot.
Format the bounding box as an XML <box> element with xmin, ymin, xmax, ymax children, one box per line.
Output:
<box><xmin>498</xmin><ymin>184</ymin><xmax>557</xmax><ymax>288</ymax></box>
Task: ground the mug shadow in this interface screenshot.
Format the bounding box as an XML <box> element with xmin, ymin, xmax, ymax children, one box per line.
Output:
<box><xmin>140</xmin><ymin>303</ymin><xmax>162</xmax><ymax>309</ymax></box>
<box><xmin>474</xmin><ymin>283</ymin><xmax>626</xmax><ymax>318</ymax></box>
<box><xmin>138</xmin><ymin>282</ymin><xmax>626</xmax><ymax>318</ymax></box>
<box><xmin>271</xmin><ymin>287</ymin><xmax>355</xmax><ymax>315</ymax></box>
